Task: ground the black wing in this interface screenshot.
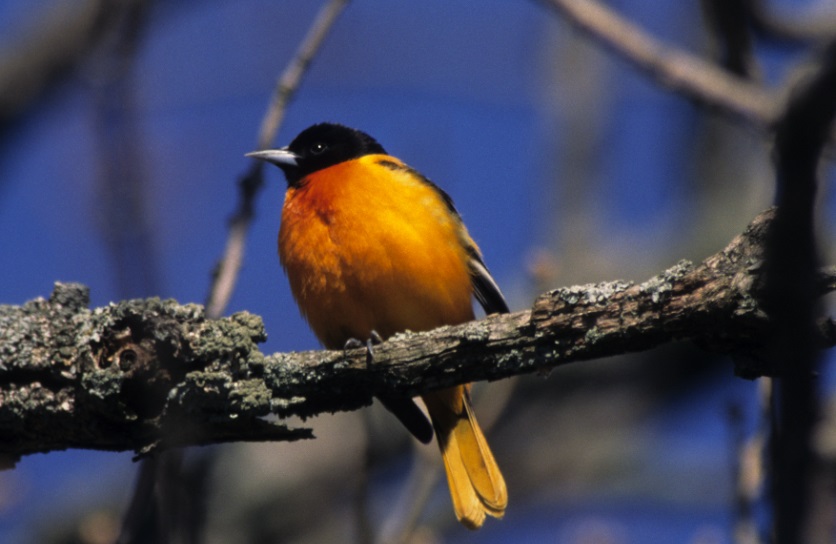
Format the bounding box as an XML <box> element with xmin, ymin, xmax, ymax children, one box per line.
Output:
<box><xmin>468</xmin><ymin>252</ymin><xmax>510</xmax><ymax>315</ymax></box>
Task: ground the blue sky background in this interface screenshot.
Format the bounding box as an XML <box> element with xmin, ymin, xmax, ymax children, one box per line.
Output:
<box><xmin>1</xmin><ymin>1</ymin><xmax>833</xmax><ymax>542</ymax></box>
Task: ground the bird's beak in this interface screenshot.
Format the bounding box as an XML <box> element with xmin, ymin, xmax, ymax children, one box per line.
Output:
<box><xmin>245</xmin><ymin>148</ymin><xmax>299</xmax><ymax>167</ymax></box>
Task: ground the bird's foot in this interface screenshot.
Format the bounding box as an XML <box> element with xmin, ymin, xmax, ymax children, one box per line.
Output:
<box><xmin>343</xmin><ymin>330</ymin><xmax>383</xmax><ymax>367</ymax></box>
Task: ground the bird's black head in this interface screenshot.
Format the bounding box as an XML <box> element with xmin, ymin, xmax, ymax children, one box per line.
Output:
<box><xmin>247</xmin><ymin>123</ymin><xmax>386</xmax><ymax>186</ymax></box>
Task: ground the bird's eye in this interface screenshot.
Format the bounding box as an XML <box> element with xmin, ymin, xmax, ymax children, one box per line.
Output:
<box><xmin>310</xmin><ymin>142</ymin><xmax>327</xmax><ymax>155</ymax></box>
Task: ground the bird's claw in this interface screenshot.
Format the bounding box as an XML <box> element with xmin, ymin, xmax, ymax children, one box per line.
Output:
<box><xmin>343</xmin><ymin>330</ymin><xmax>383</xmax><ymax>367</ymax></box>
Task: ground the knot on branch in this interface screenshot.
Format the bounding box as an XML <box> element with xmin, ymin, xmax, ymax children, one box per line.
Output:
<box><xmin>82</xmin><ymin>296</ymin><xmax>203</xmax><ymax>419</ymax></box>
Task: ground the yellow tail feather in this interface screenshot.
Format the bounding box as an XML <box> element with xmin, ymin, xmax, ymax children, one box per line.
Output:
<box><xmin>423</xmin><ymin>386</ymin><xmax>507</xmax><ymax>530</ymax></box>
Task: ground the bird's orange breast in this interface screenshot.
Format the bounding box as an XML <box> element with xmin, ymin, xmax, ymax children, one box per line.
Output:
<box><xmin>278</xmin><ymin>155</ymin><xmax>475</xmax><ymax>349</ymax></box>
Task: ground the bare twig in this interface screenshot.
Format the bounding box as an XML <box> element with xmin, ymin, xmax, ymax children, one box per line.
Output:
<box><xmin>538</xmin><ymin>0</ymin><xmax>777</xmax><ymax>127</ymax></box>
<box><xmin>161</xmin><ymin>4</ymin><xmax>349</xmax><ymax>543</ymax></box>
<box><xmin>254</xmin><ymin>0</ymin><xmax>349</xmax><ymax>151</ymax></box>
<box><xmin>204</xmin><ymin>0</ymin><xmax>349</xmax><ymax>320</ymax></box>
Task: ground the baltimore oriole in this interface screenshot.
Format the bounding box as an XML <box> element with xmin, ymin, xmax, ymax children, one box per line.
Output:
<box><xmin>247</xmin><ymin>122</ymin><xmax>508</xmax><ymax>529</ymax></box>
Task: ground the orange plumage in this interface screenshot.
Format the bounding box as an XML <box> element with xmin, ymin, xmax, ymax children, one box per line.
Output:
<box><xmin>248</xmin><ymin>123</ymin><xmax>508</xmax><ymax>529</ymax></box>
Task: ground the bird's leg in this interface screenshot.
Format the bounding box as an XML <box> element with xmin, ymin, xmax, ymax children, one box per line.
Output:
<box><xmin>365</xmin><ymin>330</ymin><xmax>383</xmax><ymax>366</ymax></box>
<box><xmin>344</xmin><ymin>331</ymin><xmax>433</xmax><ymax>443</ymax></box>
<box><xmin>343</xmin><ymin>330</ymin><xmax>383</xmax><ymax>367</ymax></box>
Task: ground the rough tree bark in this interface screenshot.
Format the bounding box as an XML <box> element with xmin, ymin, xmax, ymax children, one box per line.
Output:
<box><xmin>1</xmin><ymin>207</ymin><xmax>834</xmax><ymax>468</ymax></box>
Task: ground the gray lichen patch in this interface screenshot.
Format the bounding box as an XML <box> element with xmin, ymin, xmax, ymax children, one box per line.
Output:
<box><xmin>0</xmin><ymin>283</ymin><xmax>92</xmax><ymax>375</ymax></box>
<box><xmin>49</xmin><ymin>282</ymin><xmax>91</xmax><ymax>310</ymax></box>
<box><xmin>228</xmin><ymin>378</ymin><xmax>274</xmax><ymax>417</ymax></box>
<box><xmin>552</xmin><ymin>280</ymin><xmax>634</xmax><ymax>306</ymax></box>
<box><xmin>638</xmin><ymin>260</ymin><xmax>694</xmax><ymax>303</ymax></box>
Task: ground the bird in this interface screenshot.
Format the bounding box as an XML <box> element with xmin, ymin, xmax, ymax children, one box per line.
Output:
<box><xmin>247</xmin><ymin>122</ymin><xmax>508</xmax><ymax>529</ymax></box>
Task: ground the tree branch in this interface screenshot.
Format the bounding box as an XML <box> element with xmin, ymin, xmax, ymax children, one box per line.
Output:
<box><xmin>538</xmin><ymin>0</ymin><xmax>777</xmax><ymax>127</ymax></box>
<box><xmin>0</xmin><ymin>0</ymin><xmax>111</xmax><ymax>126</ymax></box>
<box><xmin>1</xmin><ymin>208</ymin><xmax>834</xmax><ymax>467</ymax></box>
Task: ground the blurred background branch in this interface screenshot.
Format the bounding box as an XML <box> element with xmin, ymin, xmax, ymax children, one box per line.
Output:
<box><xmin>204</xmin><ymin>0</ymin><xmax>349</xmax><ymax>321</ymax></box>
<box><xmin>538</xmin><ymin>0</ymin><xmax>777</xmax><ymax>127</ymax></box>
<box><xmin>0</xmin><ymin>0</ymin><xmax>115</xmax><ymax>141</ymax></box>
<box><xmin>700</xmin><ymin>0</ymin><xmax>759</xmax><ymax>79</ymax></box>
